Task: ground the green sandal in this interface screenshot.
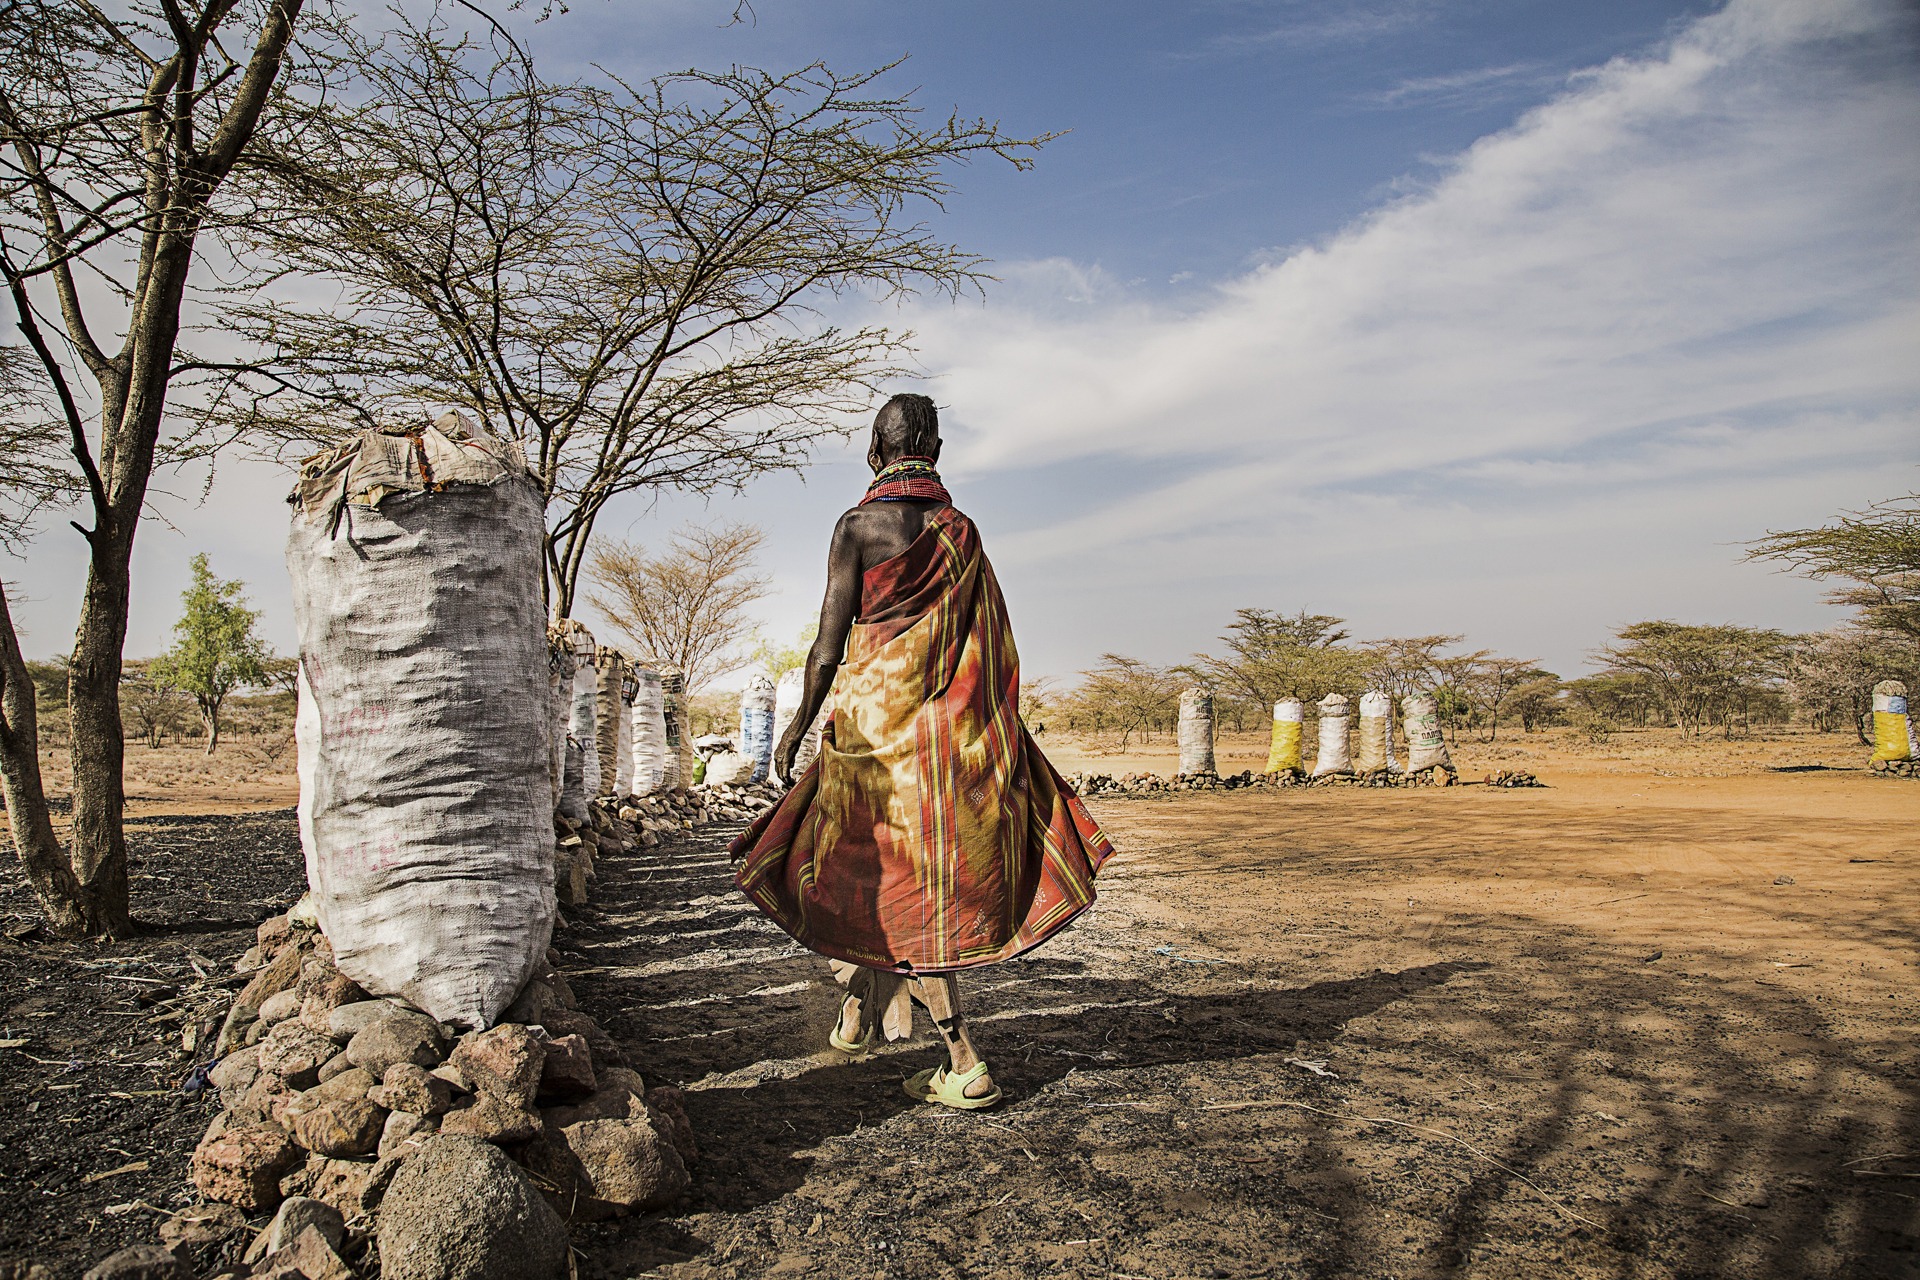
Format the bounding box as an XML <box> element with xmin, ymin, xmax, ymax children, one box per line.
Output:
<box><xmin>827</xmin><ymin>994</ymin><xmax>872</xmax><ymax>1054</ymax></box>
<box><xmin>904</xmin><ymin>1061</ymin><xmax>1002</xmax><ymax>1110</ymax></box>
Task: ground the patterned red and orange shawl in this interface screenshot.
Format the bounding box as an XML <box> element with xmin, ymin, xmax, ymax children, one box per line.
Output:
<box><xmin>731</xmin><ymin>506</ymin><xmax>1114</xmax><ymax>972</ymax></box>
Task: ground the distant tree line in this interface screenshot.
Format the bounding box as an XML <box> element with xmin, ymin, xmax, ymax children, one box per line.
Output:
<box><xmin>1040</xmin><ymin>494</ymin><xmax>1920</xmax><ymax>750</ymax></box>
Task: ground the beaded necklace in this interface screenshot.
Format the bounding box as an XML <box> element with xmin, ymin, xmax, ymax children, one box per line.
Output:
<box><xmin>861</xmin><ymin>455</ymin><xmax>952</xmax><ymax>506</ymax></box>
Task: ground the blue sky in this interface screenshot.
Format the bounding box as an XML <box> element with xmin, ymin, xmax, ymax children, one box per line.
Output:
<box><xmin>9</xmin><ymin>0</ymin><xmax>1918</xmax><ymax>684</ymax></box>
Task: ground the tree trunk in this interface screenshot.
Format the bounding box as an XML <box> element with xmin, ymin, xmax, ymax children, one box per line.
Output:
<box><xmin>67</xmin><ymin>524</ymin><xmax>135</xmax><ymax>938</ymax></box>
<box><xmin>0</xmin><ymin>587</ymin><xmax>89</xmax><ymax>936</ymax></box>
<box><xmin>200</xmin><ymin>694</ymin><xmax>222</xmax><ymax>754</ymax></box>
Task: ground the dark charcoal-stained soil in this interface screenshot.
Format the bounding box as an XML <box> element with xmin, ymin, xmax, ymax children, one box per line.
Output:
<box><xmin>4</xmin><ymin>784</ymin><xmax>1917</xmax><ymax>1279</ymax></box>
<box><xmin>0</xmin><ymin>811</ymin><xmax>306</xmax><ymax>1274</ymax></box>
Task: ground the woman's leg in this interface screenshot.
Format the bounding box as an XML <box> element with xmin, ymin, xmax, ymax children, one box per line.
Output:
<box><xmin>912</xmin><ymin>974</ymin><xmax>995</xmax><ymax>1098</ymax></box>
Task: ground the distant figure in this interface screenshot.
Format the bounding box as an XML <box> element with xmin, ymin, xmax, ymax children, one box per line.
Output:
<box><xmin>731</xmin><ymin>394</ymin><xmax>1115</xmax><ymax>1109</ymax></box>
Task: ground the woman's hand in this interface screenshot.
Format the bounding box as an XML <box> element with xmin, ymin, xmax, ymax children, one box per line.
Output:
<box><xmin>774</xmin><ymin>721</ymin><xmax>804</xmax><ymax>783</ymax></box>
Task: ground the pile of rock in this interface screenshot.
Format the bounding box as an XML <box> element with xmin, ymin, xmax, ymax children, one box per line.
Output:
<box><xmin>1069</xmin><ymin>766</ymin><xmax>1466</xmax><ymax>796</ymax></box>
<box><xmin>615</xmin><ymin>779</ymin><xmax>782</xmax><ymax>844</ymax></box>
<box><xmin>1868</xmin><ymin>757</ymin><xmax>1919</xmax><ymax>778</ymax></box>
<box><xmin>553</xmin><ymin>780</ymin><xmax>778</xmax><ymax>907</ymax></box>
<box><xmin>1482</xmin><ymin>770</ymin><xmax>1545</xmax><ymax>788</ymax></box>
<box><xmin>95</xmin><ymin>777</ymin><xmax>785</xmax><ymax>1279</ymax></box>
<box><xmin>1302</xmin><ymin>768</ymin><xmax>1459</xmax><ymax>788</ymax></box>
<box><xmin>140</xmin><ymin>900</ymin><xmax>694</xmax><ymax>1277</ymax></box>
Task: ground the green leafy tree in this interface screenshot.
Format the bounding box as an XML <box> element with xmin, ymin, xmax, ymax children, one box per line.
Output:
<box><xmin>1784</xmin><ymin>625</ymin><xmax>1920</xmax><ymax>741</ymax></box>
<box><xmin>1458</xmin><ymin>656</ymin><xmax>1549</xmax><ymax>743</ymax></box>
<box><xmin>151</xmin><ymin>556</ymin><xmax>271</xmax><ymax>754</ymax></box>
<box><xmin>747</xmin><ymin>622</ymin><xmax>819</xmax><ymax>683</ymax></box>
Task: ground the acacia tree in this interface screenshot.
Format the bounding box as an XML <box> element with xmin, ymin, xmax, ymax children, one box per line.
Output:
<box><xmin>152</xmin><ymin>553</ymin><xmax>271</xmax><ymax>753</ymax></box>
<box><xmin>1458</xmin><ymin>656</ymin><xmax>1547</xmax><ymax>743</ymax></box>
<box><xmin>1748</xmin><ymin>495</ymin><xmax>1920</xmax><ymax>642</ymax></box>
<box><xmin>1597</xmin><ymin>622</ymin><xmax>1790</xmax><ymax>737</ymax></box>
<box><xmin>1784</xmin><ymin>625</ymin><xmax>1920</xmax><ymax>741</ymax></box>
<box><xmin>1198</xmin><ymin>609</ymin><xmax>1371</xmax><ymax>710</ymax></box>
<box><xmin>586</xmin><ymin>522</ymin><xmax>771</xmax><ymax>697</ymax></box>
<box><xmin>1061</xmin><ymin>655</ymin><xmax>1182</xmax><ymax>751</ymax></box>
<box><xmin>119</xmin><ymin>661</ymin><xmax>194</xmax><ymax>750</ymax></box>
<box><xmin>219</xmin><ymin>21</ymin><xmax>1045</xmax><ymax>616</ymax></box>
<box><xmin>0</xmin><ymin>0</ymin><xmax>310</xmax><ymax>936</ymax></box>
<box><xmin>1506</xmin><ymin>673</ymin><xmax>1565</xmax><ymax>732</ymax></box>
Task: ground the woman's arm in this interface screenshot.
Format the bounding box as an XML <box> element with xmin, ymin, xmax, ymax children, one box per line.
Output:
<box><xmin>774</xmin><ymin>509</ymin><xmax>863</xmax><ymax>781</ymax></box>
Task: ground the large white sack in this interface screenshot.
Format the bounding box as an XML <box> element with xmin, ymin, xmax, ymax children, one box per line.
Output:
<box><xmin>1402</xmin><ymin>692</ymin><xmax>1455</xmax><ymax>774</ymax></box>
<box><xmin>660</xmin><ymin>670</ymin><xmax>691</xmax><ymax>793</ymax></box>
<box><xmin>567</xmin><ymin>625</ymin><xmax>600</xmax><ymax>801</ymax></box>
<box><xmin>594</xmin><ymin>648</ymin><xmax>625</xmax><ymax>799</ymax></box>
<box><xmin>1177</xmin><ymin>688</ymin><xmax>1216</xmax><ymax>776</ymax></box>
<box><xmin>739</xmin><ymin>676</ymin><xmax>776</xmax><ymax>783</ymax></box>
<box><xmin>770</xmin><ymin>669</ymin><xmax>804</xmax><ymax>784</ymax></box>
<box><xmin>545</xmin><ymin>626</ymin><xmax>576</xmax><ymax>814</ymax></box>
<box><xmin>288</xmin><ymin>418</ymin><xmax>555</xmax><ymax>1030</ymax></box>
<box><xmin>629</xmin><ymin>666</ymin><xmax>669</xmax><ymax>795</ymax></box>
<box><xmin>1312</xmin><ymin>693</ymin><xmax>1353</xmax><ymax>777</ymax></box>
<box><xmin>1355</xmin><ymin>690</ymin><xmax>1392</xmax><ymax>775</ymax></box>
<box><xmin>614</xmin><ymin>666</ymin><xmax>636</xmax><ymax>797</ymax></box>
<box><xmin>704</xmin><ymin>750</ymin><xmax>754</xmax><ymax>785</ymax></box>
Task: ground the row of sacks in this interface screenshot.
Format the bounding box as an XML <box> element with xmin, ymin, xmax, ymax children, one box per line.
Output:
<box><xmin>544</xmin><ymin>621</ymin><xmax>695</xmax><ymax>819</ymax></box>
<box><xmin>545</xmin><ymin>627</ymin><xmax>833</xmax><ymax>808</ymax></box>
<box><xmin>1175</xmin><ymin>689</ymin><xmax>1460</xmax><ymax>780</ymax></box>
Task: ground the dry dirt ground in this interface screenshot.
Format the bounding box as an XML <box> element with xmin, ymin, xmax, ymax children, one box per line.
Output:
<box><xmin>2</xmin><ymin>728</ymin><xmax>1916</xmax><ymax>1278</ymax></box>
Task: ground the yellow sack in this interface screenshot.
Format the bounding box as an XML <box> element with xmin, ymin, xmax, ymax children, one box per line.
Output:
<box><xmin>1871</xmin><ymin>680</ymin><xmax>1911</xmax><ymax>763</ymax></box>
<box><xmin>1266</xmin><ymin>700</ymin><xmax>1303</xmax><ymax>773</ymax></box>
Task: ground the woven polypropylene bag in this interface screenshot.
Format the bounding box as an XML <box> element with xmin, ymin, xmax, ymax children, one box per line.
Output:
<box><xmin>1312</xmin><ymin>693</ymin><xmax>1353</xmax><ymax>777</ymax></box>
<box><xmin>1266</xmin><ymin>699</ymin><xmax>1304</xmax><ymax>773</ymax></box>
<box><xmin>771</xmin><ymin>669</ymin><xmax>804</xmax><ymax>784</ymax></box>
<box><xmin>661</xmin><ymin>670</ymin><xmax>691</xmax><ymax>793</ymax></box>
<box><xmin>1402</xmin><ymin>692</ymin><xmax>1454</xmax><ymax>774</ymax></box>
<box><xmin>629</xmin><ymin>667</ymin><xmax>669</xmax><ymax>796</ymax></box>
<box><xmin>545</xmin><ymin>628</ymin><xmax>576</xmax><ymax>814</ymax></box>
<box><xmin>1354</xmin><ymin>690</ymin><xmax>1392</xmax><ymax>775</ymax></box>
<box><xmin>1178</xmin><ymin>689</ymin><xmax>1216</xmax><ymax>776</ymax></box>
<box><xmin>288</xmin><ymin>419</ymin><xmax>555</xmax><ymax>1029</ymax></box>
<box><xmin>594</xmin><ymin>648</ymin><xmax>625</xmax><ymax>798</ymax></box>
<box><xmin>1871</xmin><ymin>681</ymin><xmax>1912</xmax><ymax>763</ymax></box>
<box><xmin>567</xmin><ymin>625</ymin><xmax>600</xmax><ymax>800</ymax></box>
<box><xmin>740</xmin><ymin>676</ymin><xmax>777</xmax><ymax>783</ymax></box>
<box><xmin>614</xmin><ymin>665</ymin><xmax>637</xmax><ymax>797</ymax></box>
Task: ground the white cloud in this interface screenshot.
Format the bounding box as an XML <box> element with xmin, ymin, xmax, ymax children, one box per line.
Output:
<box><xmin>1358</xmin><ymin>61</ymin><xmax>1561</xmax><ymax>110</ymax></box>
<box><xmin>882</xmin><ymin>0</ymin><xmax>1920</xmax><ymax>674</ymax></box>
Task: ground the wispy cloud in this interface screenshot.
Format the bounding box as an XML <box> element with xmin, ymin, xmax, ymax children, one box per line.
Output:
<box><xmin>1184</xmin><ymin>0</ymin><xmax>1440</xmax><ymax>57</ymax></box>
<box><xmin>896</xmin><ymin>0</ymin><xmax>1920</xmax><ymax>671</ymax></box>
<box><xmin>1357</xmin><ymin>61</ymin><xmax>1563</xmax><ymax>109</ymax></box>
